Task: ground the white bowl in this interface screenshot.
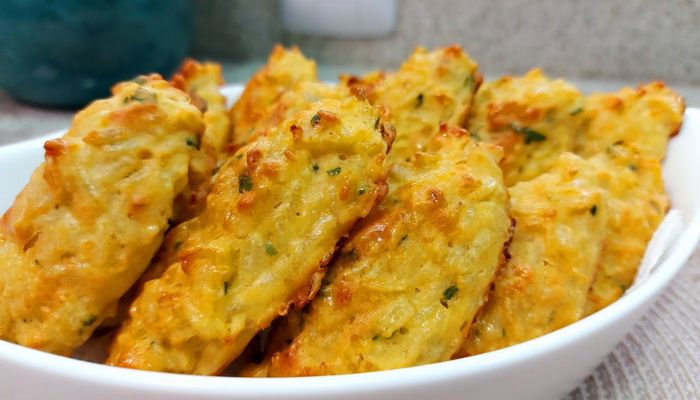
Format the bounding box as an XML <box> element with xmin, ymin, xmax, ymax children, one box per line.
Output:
<box><xmin>1</xmin><ymin>86</ymin><xmax>699</xmax><ymax>400</ymax></box>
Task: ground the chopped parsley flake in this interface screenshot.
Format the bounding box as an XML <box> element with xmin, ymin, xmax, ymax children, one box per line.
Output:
<box><xmin>510</xmin><ymin>123</ymin><xmax>546</xmax><ymax>144</ymax></box>
<box><xmin>311</xmin><ymin>113</ymin><xmax>321</xmax><ymax>126</ymax></box>
<box><xmin>82</xmin><ymin>314</ymin><xmax>97</xmax><ymax>327</ymax></box>
<box><xmin>186</xmin><ymin>136</ymin><xmax>200</xmax><ymax>149</ymax></box>
<box><xmin>312</xmin><ymin>163</ymin><xmax>320</xmax><ymax>172</ymax></box>
<box><xmin>415</xmin><ymin>93</ymin><xmax>424</xmax><ymax>108</ymax></box>
<box><xmin>464</xmin><ymin>74</ymin><xmax>474</xmax><ymax>88</ymax></box>
<box><xmin>223</xmin><ymin>281</ymin><xmax>229</xmax><ymax>295</ymax></box>
<box><xmin>443</xmin><ymin>285</ymin><xmax>459</xmax><ymax>301</ymax></box>
<box><xmin>265</xmin><ymin>242</ymin><xmax>277</xmax><ymax>256</ymax></box>
<box><xmin>238</xmin><ymin>174</ymin><xmax>253</xmax><ymax>193</ymax></box>
<box><xmin>399</xmin><ymin>234</ymin><xmax>408</xmax><ymax>244</ymax></box>
<box><xmin>570</xmin><ymin>107</ymin><xmax>583</xmax><ymax>115</ymax></box>
<box><xmin>345</xmin><ymin>248</ymin><xmax>359</xmax><ymax>260</ymax></box>
<box><xmin>124</xmin><ymin>87</ymin><xmax>156</xmax><ymax>104</ymax></box>
<box><xmin>590</xmin><ymin>205</ymin><xmax>597</xmax><ymax>216</ymax></box>
<box><xmin>327</xmin><ymin>167</ymin><xmax>342</xmax><ymax>176</ymax></box>
<box><xmin>374</xmin><ymin>117</ymin><xmax>380</xmax><ymax>129</ymax></box>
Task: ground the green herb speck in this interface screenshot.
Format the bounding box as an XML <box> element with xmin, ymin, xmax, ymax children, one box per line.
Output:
<box><xmin>399</xmin><ymin>234</ymin><xmax>408</xmax><ymax>244</ymax></box>
<box><xmin>265</xmin><ymin>242</ymin><xmax>277</xmax><ymax>256</ymax></box>
<box><xmin>510</xmin><ymin>123</ymin><xmax>546</xmax><ymax>144</ymax></box>
<box><xmin>415</xmin><ymin>93</ymin><xmax>424</xmax><ymax>108</ymax></box>
<box><xmin>345</xmin><ymin>248</ymin><xmax>359</xmax><ymax>260</ymax></box>
<box><xmin>629</xmin><ymin>164</ymin><xmax>638</xmax><ymax>171</ymax></box>
<box><xmin>124</xmin><ymin>87</ymin><xmax>156</xmax><ymax>104</ymax></box>
<box><xmin>311</xmin><ymin>113</ymin><xmax>321</xmax><ymax>126</ymax></box>
<box><xmin>443</xmin><ymin>285</ymin><xmax>459</xmax><ymax>301</ymax></box>
<box><xmin>238</xmin><ymin>174</ymin><xmax>253</xmax><ymax>193</ymax></box>
<box><xmin>223</xmin><ymin>281</ymin><xmax>229</xmax><ymax>295</ymax></box>
<box><xmin>186</xmin><ymin>136</ymin><xmax>200</xmax><ymax>149</ymax></box>
<box><xmin>358</xmin><ymin>187</ymin><xmax>366</xmax><ymax>195</ymax></box>
<box><xmin>590</xmin><ymin>205</ymin><xmax>597</xmax><ymax>216</ymax></box>
<box><xmin>570</xmin><ymin>107</ymin><xmax>583</xmax><ymax>115</ymax></box>
<box><xmin>327</xmin><ymin>167</ymin><xmax>342</xmax><ymax>176</ymax></box>
<box><xmin>464</xmin><ymin>74</ymin><xmax>474</xmax><ymax>88</ymax></box>
<box><xmin>82</xmin><ymin>314</ymin><xmax>97</xmax><ymax>327</ymax></box>
<box><xmin>374</xmin><ymin>117</ymin><xmax>380</xmax><ymax>129</ymax></box>
<box><xmin>312</xmin><ymin>163</ymin><xmax>320</xmax><ymax>172</ymax></box>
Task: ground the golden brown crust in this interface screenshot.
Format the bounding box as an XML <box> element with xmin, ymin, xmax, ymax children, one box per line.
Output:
<box><xmin>229</xmin><ymin>46</ymin><xmax>318</xmax><ymax>147</ymax></box>
<box><xmin>107</xmin><ymin>94</ymin><xmax>390</xmax><ymax>375</ymax></box>
<box><xmin>342</xmin><ymin>46</ymin><xmax>481</xmax><ymax>164</ymax></box>
<box><xmin>583</xmin><ymin>145</ymin><xmax>668</xmax><ymax>314</ymax></box>
<box><xmin>573</xmin><ymin>82</ymin><xmax>680</xmax><ymax>313</ymax></box>
<box><xmin>468</xmin><ymin>69</ymin><xmax>585</xmax><ymax>186</ymax></box>
<box><xmin>0</xmin><ymin>76</ymin><xmax>203</xmax><ymax>354</ymax></box>
<box><xmin>170</xmin><ymin>58</ymin><xmax>231</xmax><ymax>221</ymax></box>
<box><xmin>575</xmin><ymin>81</ymin><xmax>685</xmax><ymax>160</ymax></box>
<box><xmin>253</xmin><ymin>133</ymin><xmax>510</xmax><ymax>376</ymax></box>
<box><xmin>461</xmin><ymin>153</ymin><xmax>609</xmax><ymax>355</ymax></box>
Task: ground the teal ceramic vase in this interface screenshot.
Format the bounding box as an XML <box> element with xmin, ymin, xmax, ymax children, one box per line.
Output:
<box><xmin>0</xmin><ymin>0</ymin><xmax>192</xmax><ymax>107</ymax></box>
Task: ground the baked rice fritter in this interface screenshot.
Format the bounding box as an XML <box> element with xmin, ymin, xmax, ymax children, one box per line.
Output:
<box><xmin>251</xmin><ymin>128</ymin><xmax>510</xmax><ymax>376</ymax></box>
<box><xmin>575</xmin><ymin>81</ymin><xmax>684</xmax><ymax>160</ymax></box>
<box><xmin>468</xmin><ymin>69</ymin><xmax>584</xmax><ymax>186</ymax></box>
<box><xmin>576</xmin><ymin>82</ymin><xmax>680</xmax><ymax>313</ymax></box>
<box><xmin>343</xmin><ymin>46</ymin><xmax>481</xmax><ymax>164</ymax></box>
<box><xmin>461</xmin><ymin>153</ymin><xmax>608</xmax><ymax>355</ymax></box>
<box><xmin>171</xmin><ymin>59</ymin><xmax>231</xmax><ymax>220</ymax></box>
<box><xmin>0</xmin><ymin>75</ymin><xmax>204</xmax><ymax>355</ymax></box>
<box><xmin>107</xmin><ymin>94</ymin><xmax>391</xmax><ymax>375</ymax></box>
<box><xmin>583</xmin><ymin>145</ymin><xmax>668</xmax><ymax>314</ymax></box>
<box><xmin>229</xmin><ymin>46</ymin><xmax>317</xmax><ymax>147</ymax></box>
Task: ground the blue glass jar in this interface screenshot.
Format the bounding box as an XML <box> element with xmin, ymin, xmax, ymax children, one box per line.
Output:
<box><xmin>0</xmin><ymin>0</ymin><xmax>192</xmax><ymax>107</ymax></box>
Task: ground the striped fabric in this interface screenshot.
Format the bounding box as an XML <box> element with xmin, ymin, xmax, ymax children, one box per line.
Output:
<box><xmin>567</xmin><ymin>249</ymin><xmax>700</xmax><ymax>399</ymax></box>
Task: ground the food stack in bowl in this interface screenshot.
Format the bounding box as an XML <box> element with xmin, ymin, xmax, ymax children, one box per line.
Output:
<box><xmin>0</xmin><ymin>45</ymin><xmax>684</xmax><ymax>376</ymax></box>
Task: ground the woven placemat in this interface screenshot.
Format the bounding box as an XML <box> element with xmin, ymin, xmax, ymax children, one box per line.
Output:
<box><xmin>566</xmin><ymin>247</ymin><xmax>700</xmax><ymax>399</ymax></box>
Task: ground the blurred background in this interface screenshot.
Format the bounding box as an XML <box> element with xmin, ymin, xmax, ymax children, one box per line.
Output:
<box><xmin>193</xmin><ymin>0</ymin><xmax>699</xmax><ymax>85</ymax></box>
<box><xmin>2</xmin><ymin>0</ymin><xmax>699</xmax><ymax>143</ymax></box>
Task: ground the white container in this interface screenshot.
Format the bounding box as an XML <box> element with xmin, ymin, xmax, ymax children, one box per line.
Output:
<box><xmin>0</xmin><ymin>85</ymin><xmax>698</xmax><ymax>400</ymax></box>
<box><xmin>280</xmin><ymin>0</ymin><xmax>397</xmax><ymax>38</ymax></box>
